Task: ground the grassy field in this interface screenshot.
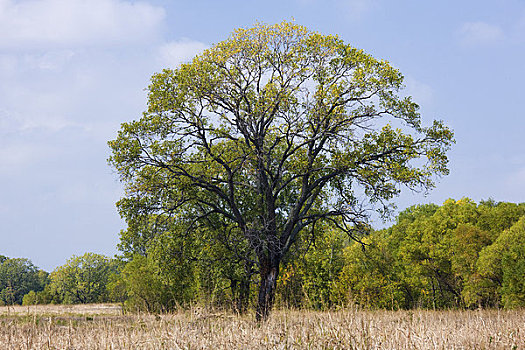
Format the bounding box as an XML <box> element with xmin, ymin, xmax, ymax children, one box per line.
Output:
<box><xmin>1</xmin><ymin>304</ymin><xmax>523</xmax><ymax>349</ymax></box>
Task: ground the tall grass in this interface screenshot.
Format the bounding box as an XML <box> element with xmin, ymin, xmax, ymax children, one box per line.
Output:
<box><xmin>1</xmin><ymin>304</ymin><xmax>523</xmax><ymax>349</ymax></box>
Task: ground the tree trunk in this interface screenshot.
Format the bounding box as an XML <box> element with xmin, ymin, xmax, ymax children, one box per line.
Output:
<box><xmin>255</xmin><ymin>257</ymin><xmax>280</xmax><ymax>322</ymax></box>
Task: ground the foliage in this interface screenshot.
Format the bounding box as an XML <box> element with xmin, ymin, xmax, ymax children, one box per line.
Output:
<box><xmin>335</xmin><ymin>199</ymin><xmax>525</xmax><ymax>309</ymax></box>
<box><xmin>22</xmin><ymin>290</ymin><xmax>38</xmax><ymax>305</ymax></box>
<box><xmin>277</xmin><ymin>226</ymin><xmax>347</xmax><ymax>309</ymax></box>
<box><xmin>48</xmin><ymin>253</ymin><xmax>116</xmax><ymax>304</ymax></box>
<box><xmin>0</xmin><ymin>257</ymin><xmax>45</xmax><ymax>305</ymax></box>
<box><xmin>3</xmin><ymin>199</ymin><xmax>524</xmax><ymax>311</ymax></box>
<box><xmin>334</xmin><ymin>231</ymin><xmax>407</xmax><ymax>309</ymax></box>
<box><xmin>108</xmin><ymin>21</ymin><xmax>453</xmax><ymax>320</ymax></box>
<box><xmin>114</xmin><ymin>221</ymin><xmax>256</xmax><ymax>313</ymax></box>
<box><xmin>476</xmin><ymin>217</ymin><xmax>525</xmax><ymax>308</ymax></box>
<box><xmin>117</xmin><ymin>254</ymin><xmax>176</xmax><ymax>313</ymax></box>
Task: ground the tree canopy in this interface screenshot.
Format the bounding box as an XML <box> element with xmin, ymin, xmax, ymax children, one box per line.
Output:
<box><xmin>334</xmin><ymin>199</ymin><xmax>525</xmax><ymax>309</ymax></box>
<box><xmin>0</xmin><ymin>257</ymin><xmax>46</xmax><ymax>305</ymax></box>
<box><xmin>49</xmin><ymin>253</ymin><xmax>116</xmax><ymax>304</ymax></box>
<box><xmin>109</xmin><ymin>21</ymin><xmax>453</xmax><ymax>320</ymax></box>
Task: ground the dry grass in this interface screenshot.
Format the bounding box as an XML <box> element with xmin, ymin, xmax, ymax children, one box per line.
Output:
<box><xmin>0</xmin><ymin>304</ymin><xmax>523</xmax><ymax>349</ymax></box>
<box><xmin>0</xmin><ymin>303</ymin><xmax>122</xmax><ymax>317</ymax></box>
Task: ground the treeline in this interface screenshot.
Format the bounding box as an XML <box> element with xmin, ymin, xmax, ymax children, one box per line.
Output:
<box><xmin>328</xmin><ymin>199</ymin><xmax>525</xmax><ymax>309</ymax></box>
<box><xmin>0</xmin><ymin>253</ymin><xmax>118</xmax><ymax>306</ymax></box>
<box><xmin>2</xmin><ymin>199</ymin><xmax>524</xmax><ymax>311</ymax></box>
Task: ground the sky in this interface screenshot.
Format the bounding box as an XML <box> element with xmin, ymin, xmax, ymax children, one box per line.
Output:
<box><xmin>1</xmin><ymin>0</ymin><xmax>524</xmax><ymax>272</ymax></box>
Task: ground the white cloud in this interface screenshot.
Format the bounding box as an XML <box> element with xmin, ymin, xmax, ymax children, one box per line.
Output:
<box><xmin>294</xmin><ymin>0</ymin><xmax>376</xmax><ymax>20</ymax></box>
<box><xmin>0</xmin><ymin>54</ymin><xmax>18</xmax><ymax>75</ymax></box>
<box><xmin>158</xmin><ymin>39</ymin><xmax>209</xmax><ymax>68</ymax></box>
<box><xmin>295</xmin><ymin>0</ymin><xmax>316</xmax><ymax>5</ymax></box>
<box><xmin>514</xmin><ymin>10</ymin><xmax>525</xmax><ymax>42</ymax></box>
<box><xmin>0</xmin><ymin>80</ymin><xmax>82</xmax><ymax>132</ymax></box>
<box><xmin>404</xmin><ymin>76</ymin><xmax>434</xmax><ymax>107</ymax></box>
<box><xmin>23</xmin><ymin>50</ymin><xmax>75</xmax><ymax>71</ymax></box>
<box><xmin>0</xmin><ymin>138</ymin><xmax>54</xmax><ymax>174</ymax></box>
<box><xmin>0</xmin><ymin>47</ymin><xmax>152</xmax><ymax>135</ymax></box>
<box><xmin>339</xmin><ymin>0</ymin><xmax>376</xmax><ymax>20</ymax></box>
<box><xmin>507</xmin><ymin>167</ymin><xmax>525</xmax><ymax>186</ymax></box>
<box><xmin>0</xmin><ymin>0</ymin><xmax>165</xmax><ymax>50</ymax></box>
<box><xmin>504</xmin><ymin>166</ymin><xmax>525</xmax><ymax>201</ymax></box>
<box><xmin>459</xmin><ymin>21</ymin><xmax>505</xmax><ymax>47</ymax></box>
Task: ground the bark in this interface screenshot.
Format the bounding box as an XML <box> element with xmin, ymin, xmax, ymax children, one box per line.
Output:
<box><xmin>255</xmin><ymin>257</ymin><xmax>280</xmax><ymax>322</ymax></box>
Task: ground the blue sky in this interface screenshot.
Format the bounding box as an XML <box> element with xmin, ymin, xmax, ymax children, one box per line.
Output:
<box><xmin>1</xmin><ymin>0</ymin><xmax>524</xmax><ymax>271</ymax></box>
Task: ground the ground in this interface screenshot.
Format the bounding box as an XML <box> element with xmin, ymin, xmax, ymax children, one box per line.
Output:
<box><xmin>0</xmin><ymin>304</ymin><xmax>523</xmax><ymax>349</ymax></box>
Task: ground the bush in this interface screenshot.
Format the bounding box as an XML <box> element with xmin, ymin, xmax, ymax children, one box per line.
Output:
<box><xmin>22</xmin><ymin>290</ymin><xmax>38</xmax><ymax>305</ymax></box>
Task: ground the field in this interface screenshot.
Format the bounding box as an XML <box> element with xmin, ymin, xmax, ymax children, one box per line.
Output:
<box><xmin>0</xmin><ymin>304</ymin><xmax>523</xmax><ymax>349</ymax></box>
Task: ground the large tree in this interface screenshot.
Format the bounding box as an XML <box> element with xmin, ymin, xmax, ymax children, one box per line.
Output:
<box><xmin>0</xmin><ymin>257</ymin><xmax>45</xmax><ymax>305</ymax></box>
<box><xmin>109</xmin><ymin>21</ymin><xmax>453</xmax><ymax>320</ymax></box>
<box><xmin>49</xmin><ymin>253</ymin><xmax>116</xmax><ymax>304</ymax></box>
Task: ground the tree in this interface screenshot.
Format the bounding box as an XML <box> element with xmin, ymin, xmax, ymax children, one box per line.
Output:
<box><xmin>335</xmin><ymin>222</ymin><xmax>425</xmax><ymax>310</ymax></box>
<box><xmin>0</xmin><ymin>257</ymin><xmax>45</xmax><ymax>305</ymax></box>
<box><xmin>118</xmin><ymin>255</ymin><xmax>171</xmax><ymax>313</ymax></box>
<box><xmin>294</xmin><ymin>226</ymin><xmax>347</xmax><ymax>309</ymax></box>
<box><xmin>49</xmin><ymin>253</ymin><xmax>116</xmax><ymax>304</ymax></box>
<box><xmin>22</xmin><ymin>290</ymin><xmax>38</xmax><ymax>305</ymax></box>
<box><xmin>336</xmin><ymin>199</ymin><xmax>525</xmax><ymax>310</ymax></box>
<box><xmin>499</xmin><ymin>218</ymin><xmax>525</xmax><ymax>308</ymax></box>
<box><xmin>116</xmin><ymin>213</ymin><xmax>256</xmax><ymax>312</ymax></box>
<box><xmin>393</xmin><ymin>199</ymin><xmax>485</xmax><ymax>308</ymax></box>
<box><xmin>476</xmin><ymin>217</ymin><xmax>525</xmax><ymax>308</ymax></box>
<box><xmin>400</xmin><ymin>199</ymin><xmax>480</xmax><ymax>308</ymax></box>
<box><xmin>109</xmin><ymin>21</ymin><xmax>453</xmax><ymax>320</ymax></box>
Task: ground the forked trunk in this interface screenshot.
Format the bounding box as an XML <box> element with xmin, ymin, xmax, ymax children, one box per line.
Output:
<box><xmin>255</xmin><ymin>258</ymin><xmax>280</xmax><ymax>322</ymax></box>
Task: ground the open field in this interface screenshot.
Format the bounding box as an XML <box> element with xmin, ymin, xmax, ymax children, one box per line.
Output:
<box><xmin>1</xmin><ymin>304</ymin><xmax>523</xmax><ymax>349</ymax></box>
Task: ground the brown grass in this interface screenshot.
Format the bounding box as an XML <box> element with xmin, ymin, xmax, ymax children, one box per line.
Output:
<box><xmin>0</xmin><ymin>304</ymin><xmax>523</xmax><ymax>349</ymax></box>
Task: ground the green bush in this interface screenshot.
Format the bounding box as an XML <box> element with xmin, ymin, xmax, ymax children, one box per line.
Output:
<box><xmin>22</xmin><ymin>290</ymin><xmax>38</xmax><ymax>305</ymax></box>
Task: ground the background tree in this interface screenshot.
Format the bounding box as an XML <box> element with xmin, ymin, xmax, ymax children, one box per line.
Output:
<box><xmin>476</xmin><ymin>217</ymin><xmax>525</xmax><ymax>308</ymax></box>
<box><xmin>498</xmin><ymin>217</ymin><xmax>525</xmax><ymax>308</ymax></box>
<box><xmin>49</xmin><ymin>253</ymin><xmax>116</xmax><ymax>304</ymax></box>
<box><xmin>0</xmin><ymin>257</ymin><xmax>45</xmax><ymax>305</ymax></box>
<box><xmin>334</xmin><ymin>229</ymin><xmax>408</xmax><ymax>309</ymax></box>
<box><xmin>117</xmin><ymin>254</ymin><xmax>173</xmax><ymax>313</ymax></box>
<box><xmin>334</xmin><ymin>199</ymin><xmax>525</xmax><ymax>309</ymax></box>
<box><xmin>278</xmin><ymin>225</ymin><xmax>347</xmax><ymax>309</ymax></box>
<box><xmin>396</xmin><ymin>199</ymin><xmax>481</xmax><ymax>308</ymax></box>
<box><xmin>115</xmin><ymin>212</ymin><xmax>256</xmax><ymax>313</ymax></box>
<box><xmin>22</xmin><ymin>290</ymin><xmax>38</xmax><ymax>306</ymax></box>
<box><xmin>109</xmin><ymin>21</ymin><xmax>453</xmax><ymax>320</ymax></box>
